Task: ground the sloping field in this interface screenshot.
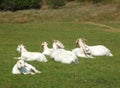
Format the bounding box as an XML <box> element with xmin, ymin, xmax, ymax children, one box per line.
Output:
<box><xmin>0</xmin><ymin>3</ymin><xmax>120</xmax><ymax>23</ymax></box>
<box><xmin>0</xmin><ymin>22</ymin><xmax>120</xmax><ymax>88</ymax></box>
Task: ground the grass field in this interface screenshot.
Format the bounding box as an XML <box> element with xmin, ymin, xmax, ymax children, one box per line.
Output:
<box><xmin>0</xmin><ymin>22</ymin><xmax>120</xmax><ymax>88</ymax></box>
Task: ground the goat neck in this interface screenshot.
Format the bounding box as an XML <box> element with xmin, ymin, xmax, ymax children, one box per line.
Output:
<box><xmin>43</xmin><ymin>44</ymin><xmax>49</xmax><ymax>51</ymax></box>
<box><xmin>78</xmin><ymin>39</ymin><xmax>89</xmax><ymax>56</ymax></box>
<box><xmin>20</xmin><ymin>45</ymin><xmax>28</xmax><ymax>56</ymax></box>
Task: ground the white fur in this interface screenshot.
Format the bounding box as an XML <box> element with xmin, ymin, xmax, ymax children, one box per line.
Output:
<box><xmin>52</xmin><ymin>40</ymin><xmax>64</xmax><ymax>50</ymax></box>
<box><xmin>17</xmin><ymin>44</ymin><xmax>47</xmax><ymax>62</ymax></box>
<box><xmin>51</xmin><ymin>40</ymin><xmax>79</xmax><ymax>64</ymax></box>
<box><xmin>76</xmin><ymin>38</ymin><xmax>113</xmax><ymax>57</ymax></box>
<box><xmin>72</xmin><ymin>48</ymin><xmax>92</xmax><ymax>58</ymax></box>
<box><xmin>87</xmin><ymin>45</ymin><xmax>113</xmax><ymax>56</ymax></box>
<box><xmin>41</xmin><ymin>42</ymin><xmax>54</xmax><ymax>56</ymax></box>
<box><xmin>12</xmin><ymin>59</ymin><xmax>41</xmax><ymax>75</ymax></box>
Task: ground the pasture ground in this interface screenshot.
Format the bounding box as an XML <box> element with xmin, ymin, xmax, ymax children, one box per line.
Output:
<box><xmin>0</xmin><ymin>22</ymin><xmax>120</xmax><ymax>88</ymax></box>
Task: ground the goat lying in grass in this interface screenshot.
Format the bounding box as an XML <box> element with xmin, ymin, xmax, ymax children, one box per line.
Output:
<box><xmin>74</xmin><ymin>38</ymin><xmax>113</xmax><ymax>58</ymax></box>
<box><xmin>17</xmin><ymin>44</ymin><xmax>47</xmax><ymax>62</ymax></box>
<box><xmin>51</xmin><ymin>40</ymin><xmax>79</xmax><ymax>64</ymax></box>
<box><xmin>12</xmin><ymin>59</ymin><xmax>41</xmax><ymax>75</ymax></box>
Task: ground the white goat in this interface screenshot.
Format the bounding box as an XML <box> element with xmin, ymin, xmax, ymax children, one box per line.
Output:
<box><xmin>51</xmin><ymin>40</ymin><xmax>79</xmax><ymax>64</ymax></box>
<box><xmin>41</xmin><ymin>42</ymin><xmax>54</xmax><ymax>56</ymax></box>
<box><xmin>17</xmin><ymin>44</ymin><xmax>48</xmax><ymax>62</ymax></box>
<box><xmin>76</xmin><ymin>38</ymin><xmax>113</xmax><ymax>57</ymax></box>
<box><xmin>12</xmin><ymin>59</ymin><xmax>41</xmax><ymax>75</ymax></box>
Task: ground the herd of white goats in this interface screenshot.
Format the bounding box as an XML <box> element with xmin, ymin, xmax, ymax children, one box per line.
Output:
<box><xmin>12</xmin><ymin>38</ymin><xmax>113</xmax><ymax>75</ymax></box>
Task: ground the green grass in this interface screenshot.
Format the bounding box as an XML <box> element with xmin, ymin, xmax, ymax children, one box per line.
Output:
<box><xmin>0</xmin><ymin>22</ymin><xmax>120</xmax><ymax>88</ymax></box>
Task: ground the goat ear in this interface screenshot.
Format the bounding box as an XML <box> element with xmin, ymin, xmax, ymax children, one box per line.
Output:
<box><xmin>75</xmin><ymin>38</ymin><xmax>79</xmax><ymax>47</ymax></box>
<box><xmin>41</xmin><ymin>45</ymin><xmax>44</xmax><ymax>48</ymax></box>
<box><xmin>56</xmin><ymin>43</ymin><xmax>64</xmax><ymax>49</ymax></box>
<box><xmin>41</xmin><ymin>43</ymin><xmax>44</xmax><ymax>48</ymax></box>
<box><xmin>56</xmin><ymin>41</ymin><xmax>64</xmax><ymax>49</ymax></box>
<box><xmin>76</xmin><ymin>38</ymin><xmax>79</xmax><ymax>43</ymax></box>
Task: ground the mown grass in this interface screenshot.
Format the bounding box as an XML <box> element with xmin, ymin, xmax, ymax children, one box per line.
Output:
<box><xmin>0</xmin><ymin>22</ymin><xmax>120</xmax><ymax>88</ymax></box>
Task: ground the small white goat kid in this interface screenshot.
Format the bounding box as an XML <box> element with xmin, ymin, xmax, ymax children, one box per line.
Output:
<box><xmin>12</xmin><ymin>59</ymin><xmax>41</xmax><ymax>75</ymax></box>
<box><xmin>75</xmin><ymin>38</ymin><xmax>113</xmax><ymax>57</ymax></box>
<box><xmin>17</xmin><ymin>44</ymin><xmax>47</xmax><ymax>62</ymax></box>
<box><xmin>51</xmin><ymin>40</ymin><xmax>79</xmax><ymax>64</ymax></box>
<box><xmin>41</xmin><ymin>42</ymin><xmax>54</xmax><ymax>56</ymax></box>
